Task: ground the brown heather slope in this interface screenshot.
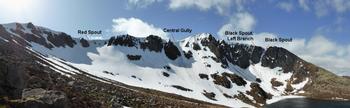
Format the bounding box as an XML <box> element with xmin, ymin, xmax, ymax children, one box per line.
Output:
<box><xmin>301</xmin><ymin>63</ymin><xmax>350</xmax><ymax>100</ymax></box>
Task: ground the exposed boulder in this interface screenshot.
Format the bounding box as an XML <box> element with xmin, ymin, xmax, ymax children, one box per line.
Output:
<box><xmin>183</xmin><ymin>51</ymin><xmax>193</xmax><ymax>59</ymax></box>
<box><xmin>211</xmin><ymin>73</ymin><xmax>232</xmax><ymax>88</ymax></box>
<box><xmin>246</xmin><ymin>83</ymin><xmax>272</xmax><ymax>104</ymax></box>
<box><xmin>202</xmin><ymin>90</ymin><xmax>216</xmax><ymax>101</ymax></box>
<box><xmin>162</xmin><ymin>72</ymin><xmax>170</xmax><ymax>77</ymax></box>
<box><xmin>198</xmin><ymin>74</ymin><xmax>209</xmax><ymax>80</ymax></box>
<box><xmin>211</xmin><ymin>72</ymin><xmax>246</xmax><ymax>88</ymax></box>
<box><xmin>19</xmin><ymin>88</ymin><xmax>70</xmax><ymax>108</ymax></box>
<box><xmin>163</xmin><ymin>66</ymin><xmax>171</xmax><ymax>70</ymax></box>
<box><xmin>126</xmin><ymin>55</ymin><xmax>142</xmax><ymax>60</ymax></box>
<box><xmin>222</xmin><ymin>72</ymin><xmax>247</xmax><ymax>86</ymax></box>
<box><xmin>234</xmin><ymin>92</ymin><xmax>256</xmax><ymax>107</ymax></box>
<box><xmin>270</xmin><ymin>78</ymin><xmax>283</xmax><ymax>87</ymax></box>
<box><xmin>171</xmin><ymin>85</ymin><xmax>193</xmax><ymax>92</ymax></box>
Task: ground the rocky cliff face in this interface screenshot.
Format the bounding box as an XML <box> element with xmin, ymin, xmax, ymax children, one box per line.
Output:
<box><xmin>0</xmin><ymin>22</ymin><xmax>349</xmax><ymax>108</ymax></box>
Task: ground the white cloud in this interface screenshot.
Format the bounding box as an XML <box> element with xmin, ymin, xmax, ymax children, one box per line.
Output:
<box><xmin>127</xmin><ymin>0</ymin><xmax>162</xmax><ymax>8</ymax></box>
<box><xmin>217</xmin><ymin>12</ymin><xmax>256</xmax><ymax>38</ymax></box>
<box><xmin>277</xmin><ymin>2</ymin><xmax>294</xmax><ymax>12</ymax></box>
<box><xmin>112</xmin><ymin>17</ymin><xmax>168</xmax><ymax>39</ymax></box>
<box><xmin>126</xmin><ymin>0</ymin><xmax>253</xmax><ymax>15</ymax></box>
<box><xmin>332</xmin><ymin>0</ymin><xmax>350</xmax><ymax>13</ymax></box>
<box><xmin>168</xmin><ymin>0</ymin><xmax>254</xmax><ymax>15</ymax></box>
<box><xmin>168</xmin><ymin>0</ymin><xmax>231</xmax><ymax>14</ymax></box>
<box><xmin>298</xmin><ymin>0</ymin><xmax>310</xmax><ymax>11</ymax></box>
<box><xmin>296</xmin><ymin>0</ymin><xmax>350</xmax><ymax>17</ymax></box>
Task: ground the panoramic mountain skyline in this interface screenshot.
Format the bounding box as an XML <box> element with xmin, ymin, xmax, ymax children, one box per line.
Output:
<box><xmin>0</xmin><ymin>0</ymin><xmax>349</xmax><ymax>76</ymax></box>
<box><xmin>0</xmin><ymin>22</ymin><xmax>349</xmax><ymax>107</ymax></box>
<box><xmin>1</xmin><ymin>0</ymin><xmax>350</xmax><ymax>108</ymax></box>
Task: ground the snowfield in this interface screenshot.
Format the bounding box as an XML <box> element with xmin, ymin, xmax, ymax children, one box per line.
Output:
<box><xmin>0</xmin><ymin>23</ymin><xmax>313</xmax><ymax>107</ymax></box>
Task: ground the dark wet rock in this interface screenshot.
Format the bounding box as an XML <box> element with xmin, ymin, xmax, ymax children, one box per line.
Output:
<box><xmin>107</xmin><ymin>36</ymin><xmax>115</xmax><ymax>46</ymax></box>
<box><xmin>126</xmin><ymin>55</ymin><xmax>142</xmax><ymax>60</ymax></box>
<box><xmin>200</xmin><ymin>35</ymin><xmax>264</xmax><ymax>69</ymax></box>
<box><xmin>211</xmin><ymin>72</ymin><xmax>246</xmax><ymax>88</ymax></box>
<box><xmin>222</xmin><ymin>72</ymin><xmax>247</xmax><ymax>86</ymax></box>
<box><xmin>20</xmin><ymin>88</ymin><xmax>70</xmax><ymax>108</ymax></box>
<box><xmin>234</xmin><ymin>92</ymin><xmax>256</xmax><ymax>107</ymax></box>
<box><xmin>256</xmin><ymin>46</ymin><xmax>318</xmax><ymax>95</ymax></box>
<box><xmin>256</xmin><ymin>78</ymin><xmax>262</xmax><ymax>83</ymax></box>
<box><xmin>163</xmin><ymin>66</ymin><xmax>171</xmax><ymax>70</ymax></box>
<box><xmin>183</xmin><ymin>51</ymin><xmax>193</xmax><ymax>59</ymax></box>
<box><xmin>47</xmin><ymin>32</ymin><xmax>76</xmax><ymax>48</ymax></box>
<box><xmin>250</xmin><ymin>46</ymin><xmax>264</xmax><ymax>64</ymax></box>
<box><xmin>140</xmin><ymin>35</ymin><xmax>163</xmax><ymax>52</ymax></box>
<box><xmin>261</xmin><ymin>47</ymin><xmax>298</xmax><ymax>73</ymax></box>
<box><xmin>223</xmin><ymin>93</ymin><xmax>233</xmax><ymax>98</ymax></box>
<box><xmin>16</xmin><ymin>23</ymin><xmax>25</xmax><ymax>31</ymax></box>
<box><xmin>185</xmin><ymin>42</ymin><xmax>190</xmax><ymax>47</ymax></box>
<box><xmin>210</xmin><ymin>56</ymin><xmax>220</xmax><ymax>63</ymax></box>
<box><xmin>26</xmin><ymin>33</ymin><xmax>53</xmax><ymax>49</ymax></box>
<box><xmin>131</xmin><ymin>75</ymin><xmax>137</xmax><ymax>79</ymax></box>
<box><xmin>162</xmin><ymin>72</ymin><xmax>170</xmax><ymax>77</ymax></box>
<box><xmin>107</xmin><ymin>35</ymin><xmax>165</xmax><ymax>53</ymax></box>
<box><xmin>211</xmin><ymin>73</ymin><xmax>232</xmax><ymax>88</ymax></box>
<box><xmin>202</xmin><ymin>56</ymin><xmax>209</xmax><ymax>59</ymax></box>
<box><xmin>270</xmin><ymin>78</ymin><xmax>283</xmax><ymax>87</ymax></box>
<box><xmin>221</xmin><ymin>64</ymin><xmax>228</xmax><ymax>68</ymax></box>
<box><xmin>164</xmin><ymin>41</ymin><xmax>181</xmax><ymax>60</ymax></box>
<box><xmin>206</xmin><ymin>64</ymin><xmax>211</xmax><ymax>67</ymax></box>
<box><xmin>26</xmin><ymin>22</ymin><xmax>35</xmax><ymax>29</ymax></box>
<box><xmin>203</xmin><ymin>48</ymin><xmax>207</xmax><ymax>51</ymax></box>
<box><xmin>220</xmin><ymin>44</ymin><xmax>262</xmax><ymax>69</ymax></box>
<box><xmin>80</xmin><ymin>38</ymin><xmax>89</xmax><ymax>47</ymax></box>
<box><xmin>285</xmin><ymin>82</ymin><xmax>294</xmax><ymax>92</ymax></box>
<box><xmin>246</xmin><ymin>83</ymin><xmax>272</xmax><ymax>104</ymax></box>
<box><xmin>107</xmin><ymin>35</ymin><xmax>138</xmax><ymax>47</ymax></box>
<box><xmin>198</xmin><ymin>74</ymin><xmax>209</xmax><ymax>80</ymax></box>
<box><xmin>200</xmin><ymin>34</ymin><xmax>219</xmax><ymax>56</ymax></box>
<box><xmin>171</xmin><ymin>85</ymin><xmax>193</xmax><ymax>92</ymax></box>
<box><xmin>202</xmin><ymin>90</ymin><xmax>216</xmax><ymax>101</ymax></box>
<box><xmin>102</xmin><ymin>71</ymin><xmax>115</xmax><ymax>76</ymax></box>
<box><xmin>192</xmin><ymin>43</ymin><xmax>201</xmax><ymax>51</ymax></box>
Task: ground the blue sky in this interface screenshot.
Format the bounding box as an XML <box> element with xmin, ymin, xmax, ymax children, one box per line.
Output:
<box><xmin>0</xmin><ymin>0</ymin><xmax>350</xmax><ymax>75</ymax></box>
<box><xmin>0</xmin><ymin>0</ymin><xmax>349</xmax><ymax>43</ymax></box>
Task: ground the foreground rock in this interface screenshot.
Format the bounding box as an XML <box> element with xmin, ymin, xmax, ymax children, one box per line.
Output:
<box><xmin>16</xmin><ymin>88</ymin><xmax>69</xmax><ymax>108</ymax></box>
